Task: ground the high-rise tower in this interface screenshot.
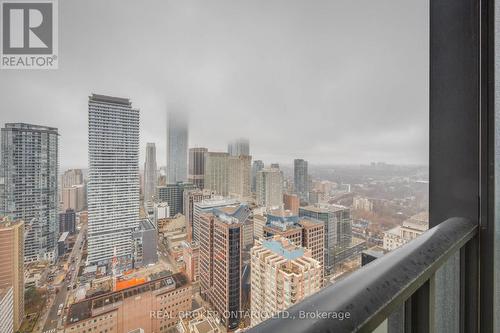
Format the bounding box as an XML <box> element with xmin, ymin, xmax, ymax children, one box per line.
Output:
<box><xmin>166</xmin><ymin>109</ymin><xmax>188</xmax><ymax>183</ymax></box>
<box><xmin>294</xmin><ymin>158</ymin><xmax>309</xmax><ymax>200</ymax></box>
<box><xmin>143</xmin><ymin>143</ymin><xmax>157</xmax><ymax>203</ymax></box>
<box><xmin>87</xmin><ymin>94</ymin><xmax>140</xmax><ymax>265</ymax></box>
<box><xmin>188</xmin><ymin>147</ymin><xmax>207</xmax><ymax>189</ymax></box>
<box><xmin>0</xmin><ymin>123</ymin><xmax>58</xmax><ymax>262</ymax></box>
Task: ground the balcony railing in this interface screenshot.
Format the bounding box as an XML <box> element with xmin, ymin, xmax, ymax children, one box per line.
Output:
<box><xmin>247</xmin><ymin>217</ymin><xmax>478</xmax><ymax>333</ymax></box>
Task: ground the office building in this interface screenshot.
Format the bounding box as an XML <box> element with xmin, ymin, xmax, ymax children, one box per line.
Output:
<box><xmin>59</xmin><ymin>209</ymin><xmax>76</xmax><ymax>234</ymax></box>
<box><xmin>227</xmin><ymin>138</ymin><xmax>250</xmax><ymax>156</ymax></box>
<box><xmin>62</xmin><ymin>169</ymin><xmax>83</xmax><ymax>188</ymax></box>
<box><xmin>183</xmin><ymin>189</ymin><xmax>215</xmax><ymax>242</ymax></box>
<box><xmin>65</xmin><ymin>273</ymin><xmax>191</xmax><ymax>333</ymax></box>
<box><xmin>192</xmin><ymin>197</ymin><xmax>249</xmax><ymax>242</ymax></box>
<box><xmin>250</xmin><ymin>236</ymin><xmax>322</xmax><ymax>327</ymax></box>
<box><xmin>251</xmin><ymin>160</ymin><xmax>264</xmax><ymax>193</ymax></box>
<box><xmin>153</xmin><ymin>202</ymin><xmax>170</xmax><ymax>229</ymax></box>
<box><xmin>62</xmin><ymin>184</ymin><xmax>86</xmax><ymax>212</ymax></box>
<box><xmin>157</xmin><ymin>182</ymin><xmax>197</xmax><ymax>217</ymax></box>
<box><xmin>242</xmin><ymin>217</ymin><xmax>254</xmax><ymax>249</ymax></box>
<box><xmin>204</xmin><ymin>152</ymin><xmax>230</xmax><ymax>196</ymax></box>
<box><xmin>188</xmin><ymin>147</ymin><xmax>207</xmax><ymax>189</ymax></box>
<box><xmin>132</xmin><ymin>219</ymin><xmax>158</xmax><ymax>268</ymax></box>
<box><xmin>87</xmin><ymin>94</ymin><xmax>140</xmax><ymax>265</ymax></box>
<box><xmin>252</xmin><ymin>214</ymin><xmax>266</xmax><ymax>240</ymax></box>
<box><xmin>58</xmin><ymin>231</ymin><xmax>70</xmax><ymax>256</ymax></box>
<box><xmin>203</xmin><ymin>151</ymin><xmax>251</xmax><ymax>200</ymax></box>
<box><xmin>182</xmin><ymin>241</ymin><xmax>200</xmax><ymax>282</ymax></box>
<box><xmin>0</xmin><ymin>123</ymin><xmax>58</xmax><ymax>262</ymax></box>
<box><xmin>228</xmin><ymin>155</ymin><xmax>252</xmax><ymax>200</ymax></box>
<box><xmin>0</xmin><ymin>218</ymin><xmax>24</xmax><ymax>331</ymax></box>
<box><xmin>143</xmin><ymin>143</ymin><xmax>157</xmax><ymax>203</ymax></box>
<box><xmin>294</xmin><ymin>159</ymin><xmax>309</xmax><ymax>200</ymax></box>
<box><xmin>166</xmin><ymin>110</ymin><xmax>188</xmax><ymax>183</ymax></box>
<box><xmin>199</xmin><ymin>213</ymin><xmax>243</xmax><ymax>330</ymax></box>
<box><xmin>299</xmin><ymin>204</ymin><xmax>353</xmax><ymax>275</ymax></box>
<box><xmin>283</xmin><ymin>193</ymin><xmax>300</xmax><ymax>215</ymax></box>
<box><xmin>256</xmin><ymin>168</ymin><xmax>283</xmax><ymax>208</ymax></box>
<box><xmin>309</xmin><ymin>189</ymin><xmax>326</xmax><ymax>205</ymax></box>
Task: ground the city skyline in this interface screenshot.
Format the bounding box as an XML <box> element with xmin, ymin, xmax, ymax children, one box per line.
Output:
<box><xmin>0</xmin><ymin>0</ymin><xmax>428</xmax><ymax>169</ymax></box>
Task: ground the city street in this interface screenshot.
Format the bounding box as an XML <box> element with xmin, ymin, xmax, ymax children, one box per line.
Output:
<box><xmin>41</xmin><ymin>224</ymin><xmax>86</xmax><ymax>333</ymax></box>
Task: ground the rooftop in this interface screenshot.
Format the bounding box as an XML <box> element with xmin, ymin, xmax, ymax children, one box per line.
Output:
<box><xmin>67</xmin><ymin>273</ymin><xmax>188</xmax><ymax>325</ymax></box>
<box><xmin>402</xmin><ymin>212</ymin><xmax>429</xmax><ymax>231</ymax></box>
<box><xmin>196</xmin><ymin>197</ymin><xmax>240</xmax><ymax>208</ymax></box>
<box><xmin>89</xmin><ymin>94</ymin><xmax>131</xmax><ymax>106</ymax></box>
<box><xmin>262</xmin><ymin>237</ymin><xmax>305</xmax><ymax>261</ymax></box>
<box><xmin>300</xmin><ymin>203</ymin><xmax>349</xmax><ymax>213</ymax></box>
<box><xmin>297</xmin><ymin>217</ymin><xmax>324</xmax><ymax>228</ymax></box>
<box><xmin>4</xmin><ymin>123</ymin><xmax>58</xmax><ymax>132</ymax></box>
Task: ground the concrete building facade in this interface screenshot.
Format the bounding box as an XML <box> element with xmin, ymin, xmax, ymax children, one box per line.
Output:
<box><xmin>188</xmin><ymin>147</ymin><xmax>207</xmax><ymax>189</ymax></box>
<box><xmin>250</xmin><ymin>236</ymin><xmax>322</xmax><ymax>327</ymax></box>
<box><xmin>87</xmin><ymin>94</ymin><xmax>140</xmax><ymax>265</ymax></box>
<box><xmin>256</xmin><ymin>168</ymin><xmax>283</xmax><ymax>209</ymax></box>
<box><xmin>0</xmin><ymin>218</ymin><xmax>24</xmax><ymax>331</ymax></box>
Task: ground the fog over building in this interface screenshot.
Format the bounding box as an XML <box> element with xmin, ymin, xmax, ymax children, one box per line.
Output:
<box><xmin>166</xmin><ymin>109</ymin><xmax>188</xmax><ymax>183</ymax></box>
<box><xmin>0</xmin><ymin>1</ymin><xmax>428</xmax><ymax>168</ymax></box>
<box><xmin>228</xmin><ymin>138</ymin><xmax>250</xmax><ymax>156</ymax></box>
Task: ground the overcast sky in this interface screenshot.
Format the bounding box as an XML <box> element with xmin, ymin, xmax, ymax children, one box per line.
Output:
<box><xmin>0</xmin><ymin>0</ymin><xmax>429</xmax><ymax>169</ymax></box>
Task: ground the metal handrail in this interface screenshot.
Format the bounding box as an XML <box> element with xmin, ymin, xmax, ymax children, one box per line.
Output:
<box><xmin>247</xmin><ymin>217</ymin><xmax>477</xmax><ymax>333</ymax></box>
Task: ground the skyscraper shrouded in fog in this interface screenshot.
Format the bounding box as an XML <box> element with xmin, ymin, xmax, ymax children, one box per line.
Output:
<box><xmin>0</xmin><ymin>123</ymin><xmax>58</xmax><ymax>262</ymax></box>
<box><xmin>166</xmin><ymin>109</ymin><xmax>188</xmax><ymax>183</ymax></box>
<box><xmin>143</xmin><ymin>142</ymin><xmax>157</xmax><ymax>203</ymax></box>
<box><xmin>294</xmin><ymin>158</ymin><xmax>309</xmax><ymax>200</ymax></box>
<box><xmin>188</xmin><ymin>147</ymin><xmax>207</xmax><ymax>189</ymax></box>
<box><xmin>87</xmin><ymin>94</ymin><xmax>140</xmax><ymax>265</ymax></box>
<box><xmin>228</xmin><ymin>138</ymin><xmax>250</xmax><ymax>156</ymax></box>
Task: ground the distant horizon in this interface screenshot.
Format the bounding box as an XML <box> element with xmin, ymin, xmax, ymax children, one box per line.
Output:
<box><xmin>59</xmin><ymin>161</ymin><xmax>429</xmax><ymax>173</ymax></box>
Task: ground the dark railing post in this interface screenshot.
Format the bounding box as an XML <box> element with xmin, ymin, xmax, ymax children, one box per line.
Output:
<box><xmin>404</xmin><ymin>277</ymin><xmax>434</xmax><ymax>333</ymax></box>
<box><xmin>460</xmin><ymin>235</ymin><xmax>479</xmax><ymax>333</ymax></box>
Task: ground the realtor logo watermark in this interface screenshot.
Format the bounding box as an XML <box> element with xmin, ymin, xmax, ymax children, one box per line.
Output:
<box><xmin>1</xmin><ymin>0</ymin><xmax>58</xmax><ymax>69</ymax></box>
